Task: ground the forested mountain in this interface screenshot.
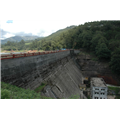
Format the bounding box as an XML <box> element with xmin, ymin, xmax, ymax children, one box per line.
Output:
<box><xmin>1</xmin><ymin>25</ymin><xmax>76</xmax><ymax>51</ymax></box>
<box><xmin>36</xmin><ymin>25</ymin><xmax>76</xmax><ymax>41</ymax></box>
<box><xmin>1</xmin><ymin>36</ymin><xmax>40</xmax><ymax>44</ymax></box>
<box><xmin>21</xmin><ymin>36</ymin><xmax>42</xmax><ymax>41</ymax></box>
<box><xmin>29</xmin><ymin>25</ymin><xmax>76</xmax><ymax>50</ymax></box>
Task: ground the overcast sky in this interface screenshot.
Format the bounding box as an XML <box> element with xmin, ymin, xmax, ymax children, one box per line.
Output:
<box><xmin>0</xmin><ymin>20</ymin><xmax>98</xmax><ymax>40</ymax></box>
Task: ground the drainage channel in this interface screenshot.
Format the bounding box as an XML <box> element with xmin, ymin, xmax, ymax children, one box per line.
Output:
<box><xmin>46</xmin><ymin>86</ymin><xmax>58</xmax><ymax>99</ymax></box>
<box><xmin>51</xmin><ymin>89</ymin><xmax>59</xmax><ymax>99</ymax></box>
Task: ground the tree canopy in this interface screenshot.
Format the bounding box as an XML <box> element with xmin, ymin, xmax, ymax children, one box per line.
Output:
<box><xmin>109</xmin><ymin>48</ymin><xmax>120</xmax><ymax>74</ymax></box>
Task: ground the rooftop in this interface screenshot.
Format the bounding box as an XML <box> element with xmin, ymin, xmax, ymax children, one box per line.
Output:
<box><xmin>91</xmin><ymin>77</ymin><xmax>106</xmax><ymax>87</ymax></box>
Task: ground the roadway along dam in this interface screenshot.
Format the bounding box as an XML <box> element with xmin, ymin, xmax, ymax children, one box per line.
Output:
<box><xmin>1</xmin><ymin>50</ymin><xmax>85</xmax><ymax>98</ymax></box>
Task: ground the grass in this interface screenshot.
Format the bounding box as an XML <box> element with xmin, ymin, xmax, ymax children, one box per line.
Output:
<box><xmin>38</xmin><ymin>50</ymin><xmax>44</xmax><ymax>52</ymax></box>
<box><xmin>69</xmin><ymin>94</ymin><xmax>80</xmax><ymax>99</ymax></box>
<box><xmin>1</xmin><ymin>49</ymin><xmax>44</xmax><ymax>53</ymax></box>
<box><xmin>34</xmin><ymin>83</ymin><xmax>47</xmax><ymax>93</ymax></box>
<box><xmin>1</xmin><ymin>82</ymin><xmax>51</xmax><ymax>99</ymax></box>
<box><xmin>1</xmin><ymin>50</ymin><xmax>26</xmax><ymax>53</ymax></box>
<box><xmin>91</xmin><ymin>57</ymin><xmax>99</xmax><ymax>61</ymax></box>
<box><xmin>86</xmin><ymin>94</ymin><xmax>91</xmax><ymax>99</ymax></box>
<box><xmin>0</xmin><ymin>50</ymin><xmax>11</xmax><ymax>53</ymax></box>
<box><xmin>108</xmin><ymin>86</ymin><xmax>120</xmax><ymax>99</ymax></box>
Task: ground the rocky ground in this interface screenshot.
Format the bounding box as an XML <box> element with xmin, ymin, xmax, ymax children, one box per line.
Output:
<box><xmin>107</xmin><ymin>95</ymin><xmax>116</xmax><ymax>99</ymax></box>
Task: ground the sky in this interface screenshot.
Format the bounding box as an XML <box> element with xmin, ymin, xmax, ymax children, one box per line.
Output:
<box><xmin>0</xmin><ymin>20</ymin><xmax>99</xmax><ymax>40</ymax></box>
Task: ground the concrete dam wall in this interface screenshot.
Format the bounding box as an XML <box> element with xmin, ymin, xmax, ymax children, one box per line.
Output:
<box><xmin>42</xmin><ymin>58</ymin><xmax>84</xmax><ymax>98</ymax></box>
<box><xmin>1</xmin><ymin>50</ymin><xmax>84</xmax><ymax>98</ymax></box>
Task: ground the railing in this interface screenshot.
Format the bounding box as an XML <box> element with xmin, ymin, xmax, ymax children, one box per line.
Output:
<box><xmin>1</xmin><ymin>49</ymin><xmax>80</xmax><ymax>60</ymax></box>
<box><xmin>1</xmin><ymin>49</ymin><xmax>71</xmax><ymax>60</ymax></box>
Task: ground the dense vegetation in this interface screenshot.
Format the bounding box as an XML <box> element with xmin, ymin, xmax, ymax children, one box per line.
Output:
<box><xmin>108</xmin><ymin>86</ymin><xmax>120</xmax><ymax>99</ymax></box>
<box><xmin>2</xmin><ymin>21</ymin><xmax>120</xmax><ymax>75</ymax></box>
<box><xmin>1</xmin><ymin>40</ymin><xmax>27</xmax><ymax>51</ymax></box>
<box><xmin>1</xmin><ymin>82</ymin><xmax>50</xmax><ymax>99</ymax></box>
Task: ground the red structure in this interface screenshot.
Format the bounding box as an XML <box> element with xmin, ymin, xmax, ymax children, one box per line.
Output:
<box><xmin>1</xmin><ymin>49</ymin><xmax>79</xmax><ymax>60</ymax></box>
<box><xmin>98</xmin><ymin>75</ymin><xmax>120</xmax><ymax>86</ymax></box>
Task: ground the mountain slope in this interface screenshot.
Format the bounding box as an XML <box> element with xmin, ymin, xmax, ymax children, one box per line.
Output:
<box><xmin>1</xmin><ymin>25</ymin><xmax>76</xmax><ymax>44</ymax></box>
<box><xmin>29</xmin><ymin>25</ymin><xmax>77</xmax><ymax>50</ymax></box>
<box><xmin>1</xmin><ymin>36</ymin><xmax>41</xmax><ymax>44</ymax></box>
<box><xmin>36</xmin><ymin>25</ymin><xmax>76</xmax><ymax>41</ymax></box>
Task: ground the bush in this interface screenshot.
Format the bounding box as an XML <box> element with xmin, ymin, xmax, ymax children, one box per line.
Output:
<box><xmin>1</xmin><ymin>89</ymin><xmax>11</xmax><ymax>99</ymax></box>
<box><xmin>92</xmin><ymin>57</ymin><xmax>98</xmax><ymax>61</ymax></box>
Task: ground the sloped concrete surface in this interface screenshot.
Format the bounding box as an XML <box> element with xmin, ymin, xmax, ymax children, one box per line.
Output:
<box><xmin>42</xmin><ymin>59</ymin><xmax>84</xmax><ymax>98</ymax></box>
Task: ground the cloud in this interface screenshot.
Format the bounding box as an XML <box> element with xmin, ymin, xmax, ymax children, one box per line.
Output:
<box><xmin>6</xmin><ymin>20</ymin><xmax>13</xmax><ymax>23</ymax></box>
<box><xmin>4</xmin><ymin>33</ymin><xmax>15</xmax><ymax>38</ymax></box>
<box><xmin>1</xmin><ymin>29</ymin><xmax>9</xmax><ymax>36</ymax></box>
<box><xmin>14</xmin><ymin>32</ymin><xmax>33</xmax><ymax>36</ymax></box>
<box><xmin>0</xmin><ymin>29</ymin><xmax>13</xmax><ymax>39</ymax></box>
<box><xmin>0</xmin><ymin>20</ymin><xmax>82</xmax><ymax>40</ymax></box>
<box><xmin>37</xmin><ymin>30</ymin><xmax>47</xmax><ymax>36</ymax></box>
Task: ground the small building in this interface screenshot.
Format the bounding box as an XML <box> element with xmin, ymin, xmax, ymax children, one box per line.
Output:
<box><xmin>90</xmin><ymin>77</ymin><xmax>108</xmax><ymax>99</ymax></box>
<box><xmin>79</xmin><ymin>84</ymin><xmax>86</xmax><ymax>91</ymax></box>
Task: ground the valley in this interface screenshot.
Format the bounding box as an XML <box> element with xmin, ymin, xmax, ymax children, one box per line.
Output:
<box><xmin>1</xmin><ymin>21</ymin><xmax>120</xmax><ymax>99</ymax></box>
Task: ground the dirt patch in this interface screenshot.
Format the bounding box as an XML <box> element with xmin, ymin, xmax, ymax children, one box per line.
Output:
<box><xmin>1</xmin><ymin>50</ymin><xmax>9</xmax><ymax>53</ymax></box>
<box><xmin>98</xmin><ymin>76</ymin><xmax>120</xmax><ymax>86</ymax></box>
<box><xmin>27</xmin><ymin>50</ymin><xmax>37</xmax><ymax>53</ymax></box>
<box><xmin>107</xmin><ymin>95</ymin><xmax>115</xmax><ymax>99</ymax></box>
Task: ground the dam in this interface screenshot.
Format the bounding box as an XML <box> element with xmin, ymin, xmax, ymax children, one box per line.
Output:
<box><xmin>1</xmin><ymin>49</ymin><xmax>85</xmax><ymax>98</ymax></box>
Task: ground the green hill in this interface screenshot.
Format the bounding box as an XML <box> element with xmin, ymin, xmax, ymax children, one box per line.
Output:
<box><xmin>38</xmin><ymin>25</ymin><xmax>76</xmax><ymax>41</ymax></box>
<box><xmin>1</xmin><ymin>36</ymin><xmax>41</xmax><ymax>44</ymax></box>
<box><xmin>29</xmin><ymin>25</ymin><xmax>76</xmax><ymax>50</ymax></box>
<box><xmin>30</xmin><ymin>21</ymin><xmax>120</xmax><ymax>75</ymax></box>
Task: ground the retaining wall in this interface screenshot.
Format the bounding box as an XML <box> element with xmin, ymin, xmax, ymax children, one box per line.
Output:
<box><xmin>1</xmin><ymin>50</ymin><xmax>80</xmax><ymax>90</ymax></box>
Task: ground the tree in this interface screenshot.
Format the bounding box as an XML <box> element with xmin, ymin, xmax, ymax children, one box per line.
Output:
<box><xmin>105</xmin><ymin>30</ymin><xmax>116</xmax><ymax>40</ymax></box>
<box><xmin>95</xmin><ymin>43</ymin><xmax>111</xmax><ymax>59</ymax></box>
<box><xmin>90</xmin><ymin>33</ymin><xmax>103</xmax><ymax>51</ymax></box>
<box><xmin>109</xmin><ymin>48</ymin><xmax>120</xmax><ymax>74</ymax></box>
<box><xmin>6</xmin><ymin>41</ymin><xmax>12</xmax><ymax>46</ymax></box>
<box><xmin>115</xmin><ymin>33</ymin><xmax>120</xmax><ymax>40</ymax></box>
<box><xmin>82</xmin><ymin>30</ymin><xmax>92</xmax><ymax>50</ymax></box>
<box><xmin>19</xmin><ymin>40</ymin><xmax>25</xmax><ymax>50</ymax></box>
<box><xmin>109</xmin><ymin>40</ymin><xmax>120</xmax><ymax>51</ymax></box>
